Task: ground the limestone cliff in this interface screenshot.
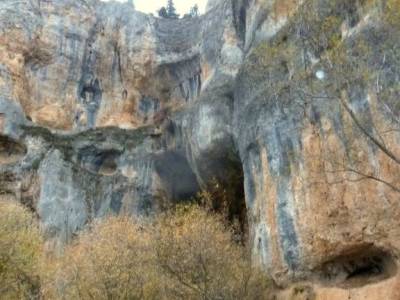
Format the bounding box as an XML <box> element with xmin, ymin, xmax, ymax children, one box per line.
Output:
<box><xmin>0</xmin><ymin>0</ymin><xmax>399</xmax><ymax>298</ymax></box>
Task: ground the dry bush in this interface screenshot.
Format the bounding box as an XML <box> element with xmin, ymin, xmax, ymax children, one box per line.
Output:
<box><xmin>385</xmin><ymin>0</ymin><xmax>400</xmax><ymax>26</ymax></box>
<box><xmin>44</xmin><ymin>216</ymin><xmax>161</xmax><ymax>300</ymax></box>
<box><xmin>152</xmin><ymin>205</ymin><xmax>272</xmax><ymax>300</ymax></box>
<box><xmin>0</xmin><ymin>200</ymin><xmax>43</xmax><ymax>299</ymax></box>
<box><xmin>195</xmin><ymin>177</ymin><xmax>248</xmax><ymax>244</ymax></box>
<box><xmin>45</xmin><ymin>205</ymin><xmax>273</xmax><ymax>300</ymax></box>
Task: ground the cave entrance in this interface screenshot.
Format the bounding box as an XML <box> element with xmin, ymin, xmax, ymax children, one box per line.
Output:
<box><xmin>200</xmin><ymin>164</ymin><xmax>248</xmax><ymax>243</ymax></box>
<box><xmin>77</xmin><ymin>147</ymin><xmax>120</xmax><ymax>176</ymax></box>
<box><xmin>0</xmin><ymin>135</ymin><xmax>27</xmax><ymax>165</ymax></box>
<box><xmin>317</xmin><ymin>245</ymin><xmax>397</xmax><ymax>288</ymax></box>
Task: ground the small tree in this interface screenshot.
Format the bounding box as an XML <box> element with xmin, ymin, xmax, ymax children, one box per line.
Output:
<box><xmin>190</xmin><ymin>4</ymin><xmax>199</xmax><ymax>17</ymax></box>
<box><xmin>166</xmin><ymin>0</ymin><xmax>179</xmax><ymax>19</ymax></box>
<box><xmin>158</xmin><ymin>7</ymin><xmax>168</xmax><ymax>18</ymax></box>
<box><xmin>153</xmin><ymin>205</ymin><xmax>272</xmax><ymax>300</ymax></box>
<box><xmin>47</xmin><ymin>217</ymin><xmax>160</xmax><ymax>300</ymax></box>
<box><xmin>158</xmin><ymin>0</ymin><xmax>180</xmax><ymax>19</ymax></box>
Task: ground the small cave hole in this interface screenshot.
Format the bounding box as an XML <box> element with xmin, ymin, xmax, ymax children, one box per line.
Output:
<box><xmin>345</xmin><ymin>2</ymin><xmax>361</xmax><ymax>29</ymax></box>
<box><xmin>122</xmin><ymin>89</ymin><xmax>128</xmax><ymax>100</ymax></box>
<box><xmin>0</xmin><ymin>135</ymin><xmax>27</xmax><ymax>165</ymax></box>
<box><xmin>317</xmin><ymin>246</ymin><xmax>397</xmax><ymax>288</ymax></box>
<box><xmin>238</xmin><ymin>6</ymin><xmax>247</xmax><ymax>43</ymax></box>
<box><xmin>232</xmin><ymin>0</ymin><xmax>248</xmax><ymax>45</ymax></box>
<box><xmin>98</xmin><ymin>154</ymin><xmax>118</xmax><ymax>176</ymax></box>
<box><xmin>78</xmin><ymin>147</ymin><xmax>120</xmax><ymax>176</ymax></box>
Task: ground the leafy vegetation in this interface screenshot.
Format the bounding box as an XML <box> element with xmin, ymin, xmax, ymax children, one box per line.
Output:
<box><xmin>152</xmin><ymin>205</ymin><xmax>271</xmax><ymax>300</ymax></box>
<box><xmin>0</xmin><ymin>198</ymin><xmax>272</xmax><ymax>299</ymax></box>
<box><xmin>158</xmin><ymin>0</ymin><xmax>179</xmax><ymax>19</ymax></box>
<box><xmin>43</xmin><ymin>216</ymin><xmax>159</xmax><ymax>299</ymax></box>
<box><xmin>0</xmin><ymin>200</ymin><xmax>43</xmax><ymax>299</ymax></box>
<box><xmin>385</xmin><ymin>0</ymin><xmax>400</xmax><ymax>26</ymax></box>
<box><xmin>158</xmin><ymin>1</ymin><xmax>200</xmax><ymax>19</ymax></box>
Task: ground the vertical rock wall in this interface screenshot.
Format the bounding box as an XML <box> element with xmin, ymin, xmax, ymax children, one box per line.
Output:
<box><xmin>0</xmin><ymin>0</ymin><xmax>399</xmax><ymax>297</ymax></box>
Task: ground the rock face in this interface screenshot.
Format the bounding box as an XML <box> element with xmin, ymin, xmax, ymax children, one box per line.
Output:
<box><xmin>0</xmin><ymin>0</ymin><xmax>399</xmax><ymax>297</ymax></box>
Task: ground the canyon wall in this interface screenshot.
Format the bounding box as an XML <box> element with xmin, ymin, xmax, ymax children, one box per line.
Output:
<box><xmin>0</xmin><ymin>0</ymin><xmax>399</xmax><ymax>298</ymax></box>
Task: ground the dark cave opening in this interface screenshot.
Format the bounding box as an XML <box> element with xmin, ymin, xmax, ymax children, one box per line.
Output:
<box><xmin>78</xmin><ymin>76</ymin><xmax>102</xmax><ymax>128</ymax></box>
<box><xmin>155</xmin><ymin>148</ymin><xmax>249</xmax><ymax>242</ymax></box>
<box><xmin>77</xmin><ymin>147</ymin><xmax>120</xmax><ymax>176</ymax></box>
<box><xmin>97</xmin><ymin>154</ymin><xmax>118</xmax><ymax>176</ymax></box>
<box><xmin>154</xmin><ymin>151</ymin><xmax>200</xmax><ymax>204</ymax></box>
<box><xmin>233</xmin><ymin>0</ymin><xmax>249</xmax><ymax>45</ymax></box>
<box><xmin>200</xmin><ymin>164</ymin><xmax>248</xmax><ymax>243</ymax></box>
<box><xmin>0</xmin><ymin>135</ymin><xmax>27</xmax><ymax>165</ymax></box>
<box><xmin>318</xmin><ymin>246</ymin><xmax>397</xmax><ymax>288</ymax></box>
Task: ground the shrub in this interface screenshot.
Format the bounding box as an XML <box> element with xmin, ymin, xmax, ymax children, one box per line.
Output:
<box><xmin>385</xmin><ymin>0</ymin><xmax>400</xmax><ymax>26</ymax></box>
<box><xmin>0</xmin><ymin>200</ymin><xmax>43</xmax><ymax>299</ymax></box>
<box><xmin>153</xmin><ymin>205</ymin><xmax>272</xmax><ymax>300</ymax></box>
<box><xmin>48</xmin><ymin>205</ymin><xmax>273</xmax><ymax>300</ymax></box>
<box><xmin>46</xmin><ymin>216</ymin><xmax>160</xmax><ymax>300</ymax></box>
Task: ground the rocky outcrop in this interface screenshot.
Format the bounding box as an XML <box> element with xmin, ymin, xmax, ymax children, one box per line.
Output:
<box><xmin>234</xmin><ymin>0</ymin><xmax>400</xmax><ymax>297</ymax></box>
<box><xmin>0</xmin><ymin>0</ymin><xmax>399</xmax><ymax>298</ymax></box>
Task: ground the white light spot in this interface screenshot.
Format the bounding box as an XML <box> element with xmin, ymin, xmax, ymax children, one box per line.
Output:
<box><xmin>316</xmin><ymin>70</ymin><xmax>325</xmax><ymax>80</ymax></box>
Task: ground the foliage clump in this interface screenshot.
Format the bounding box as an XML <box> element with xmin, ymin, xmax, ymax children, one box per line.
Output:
<box><xmin>384</xmin><ymin>0</ymin><xmax>400</xmax><ymax>26</ymax></box>
<box><xmin>153</xmin><ymin>205</ymin><xmax>272</xmax><ymax>300</ymax></box>
<box><xmin>41</xmin><ymin>204</ymin><xmax>273</xmax><ymax>300</ymax></box>
<box><xmin>0</xmin><ymin>200</ymin><xmax>43</xmax><ymax>299</ymax></box>
<box><xmin>44</xmin><ymin>216</ymin><xmax>159</xmax><ymax>299</ymax></box>
<box><xmin>158</xmin><ymin>0</ymin><xmax>180</xmax><ymax>19</ymax></box>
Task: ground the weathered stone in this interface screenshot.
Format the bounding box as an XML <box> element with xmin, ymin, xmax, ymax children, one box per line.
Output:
<box><xmin>0</xmin><ymin>0</ymin><xmax>399</xmax><ymax>297</ymax></box>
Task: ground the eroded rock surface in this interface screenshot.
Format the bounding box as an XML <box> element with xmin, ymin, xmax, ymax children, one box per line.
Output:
<box><xmin>0</xmin><ymin>0</ymin><xmax>399</xmax><ymax>298</ymax></box>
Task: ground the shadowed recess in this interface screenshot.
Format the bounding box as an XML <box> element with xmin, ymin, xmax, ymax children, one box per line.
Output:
<box><xmin>77</xmin><ymin>146</ymin><xmax>121</xmax><ymax>176</ymax></box>
<box><xmin>317</xmin><ymin>245</ymin><xmax>397</xmax><ymax>288</ymax></box>
<box><xmin>0</xmin><ymin>135</ymin><xmax>27</xmax><ymax>165</ymax></box>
